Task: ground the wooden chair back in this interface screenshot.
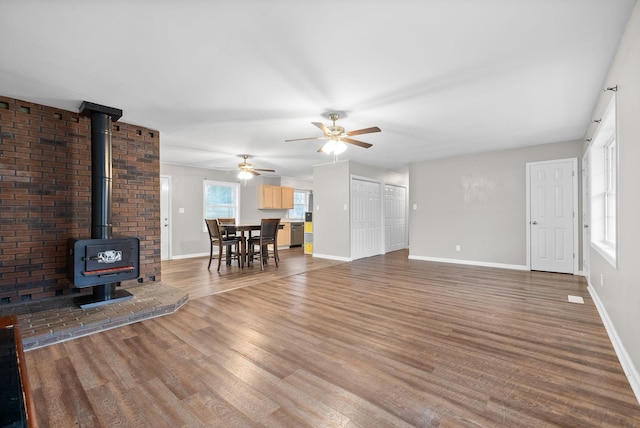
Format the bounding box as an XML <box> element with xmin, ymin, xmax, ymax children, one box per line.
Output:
<box><xmin>205</xmin><ymin>219</ymin><xmax>222</xmax><ymax>241</ymax></box>
<box><xmin>259</xmin><ymin>218</ymin><xmax>280</xmax><ymax>243</ymax></box>
<box><xmin>217</xmin><ymin>218</ymin><xmax>236</xmax><ymax>225</ymax></box>
<box><xmin>217</xmin><ymin>218</ymin><xmax>238</xmax><ymax>238</ymax></box>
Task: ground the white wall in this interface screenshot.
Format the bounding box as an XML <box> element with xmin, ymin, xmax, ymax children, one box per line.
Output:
<box><xmin>312</xmin><ymin>160</ymin><xmax>351</xmax><ymax>259</ymax></box>
<box><xmin>584</xmin><ymin>1</ymin><xmax>640</xmax><ymax>400</ymax></box>
<box><xmin>408</xmin><ymin>141</ymin><xmax>583</xmax><ymax>267</ymax></box>
<box><xmin>280</xmin><ymin>176</ymin><xmax>313</xmax><ymax>191</ymax></box>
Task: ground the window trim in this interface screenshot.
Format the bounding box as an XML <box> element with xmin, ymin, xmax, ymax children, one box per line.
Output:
<box><xmin>588</xmin><ymin>95</ymin><xmax>617</xmax><ymax>268</ymax></box>
<box><xmin>203</xmin><ymin>179</ymin><xmax>240</xmax><ymax>231</ymax></box>
<box><xmin>603</xmin><ymin>137</ymin><xmax>616</xmax><ymax>247</ymax></box>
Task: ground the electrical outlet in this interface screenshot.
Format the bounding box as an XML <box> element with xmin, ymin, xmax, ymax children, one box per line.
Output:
<box><xmin>455</xmin><ymin>245</ymin><xmax>461</xmax><ymax>252</ymax></box>
<box><xmin>600</xmin><ymin>274</ymin><xmax>604</xmax><ymax>286</ymax></box>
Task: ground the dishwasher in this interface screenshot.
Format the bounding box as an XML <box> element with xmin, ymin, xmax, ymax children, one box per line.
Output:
<box><xmin>290</xmin><ymin>222</ymin><xmax>304</xmax><ymax>247</ymax></box>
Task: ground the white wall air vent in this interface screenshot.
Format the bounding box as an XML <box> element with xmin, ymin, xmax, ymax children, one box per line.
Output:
<box><xmin>568</xmin><ymin>295</ymin><xmax>585</xmax><ymax>304</ymax></box>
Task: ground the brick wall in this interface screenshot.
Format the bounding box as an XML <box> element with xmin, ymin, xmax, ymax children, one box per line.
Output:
<box><xmin>0</xmin><ymin>96</ymin><xmax>160</xmax><ymax>304</ymax></box>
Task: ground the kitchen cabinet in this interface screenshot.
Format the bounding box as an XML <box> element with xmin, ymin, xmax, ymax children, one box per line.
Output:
<box><xmin>277</xmin><ymin>222</ymin><xmax>291</xmax><ymax>247</ymax></box>
<box><xmin>280</xmin><ymin>186</ymin><xmax>294</xmax><ymax>209</ymax></box>
<box><xmin>257</xmin><ymin>185</ymin><xmax>294</xmax><ymax>209</ymax></box>
<box><xmin>257</xmin><ymin>185</ymin><xmax>281</xmax><ymax>209</ymax></box>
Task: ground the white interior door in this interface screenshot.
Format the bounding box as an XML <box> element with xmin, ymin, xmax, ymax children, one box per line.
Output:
<box><xmin>384</xmin><ymin>184</ymin><xmax>407</xmax><ymax>253</ymax></box>
<box><xmin>529</xmin><ymin>159</ymin><xmax>576</xmax><ymax>273</ymax></box>
<box><xmin>160</xmin><ymin>176</ymin><xmax>171</xmax><ymax>260</ymax></box>
<box><xmin>351</xmin><ymin>178</ymin><xmax>382</xmax><ymax>260</ymax></box>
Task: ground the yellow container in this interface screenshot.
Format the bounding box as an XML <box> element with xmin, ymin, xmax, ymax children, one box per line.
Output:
<box><xmin>304</xmin><ymin>242</ymin><xmax>313</xmax><ymax>254</ymax></box>
<box><xmin>304</xmin><ymin>222</ymin><xmax>313</xmax><ymax>233</ymax></box>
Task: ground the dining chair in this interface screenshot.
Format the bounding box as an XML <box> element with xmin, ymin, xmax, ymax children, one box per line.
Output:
<box><xmin>217</xmin><ymin>218</ymin><xmax>237</xmax><ymax>231</ymax></box>
<box><xmin>205</xmin><ymin>219</ymin><xmax>242</xmax><ymax>271</ymax></box>
<box><xmin>217</xmin><ymin>217</ymin><xmax>244</xmax><ymax>260</ymax></box>
<box><xmin>247</xmin><ymin>218</ymin><xmax>280</xmax><ymax>270</ymax></box>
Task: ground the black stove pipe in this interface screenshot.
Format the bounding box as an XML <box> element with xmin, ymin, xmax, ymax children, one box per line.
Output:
<box><xmin>89</xmin><ymin>110</ymin><xmax>114</xmax><ymax>240</ymax></box>
<box><xmin>79</xmin><ymin>102</ymin><xmax>124</xmax><ymax>304</ymax></box>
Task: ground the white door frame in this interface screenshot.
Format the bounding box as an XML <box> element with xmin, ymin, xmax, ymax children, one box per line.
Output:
<box><xmin>525</xmin><ymin>158</ymin><xmax>578</xmax><ymax>273</ymax></box>
<box><xmin>160</xmin><ymin>175</ymin><xmax>172</xmax><ymax>261</ymax></box>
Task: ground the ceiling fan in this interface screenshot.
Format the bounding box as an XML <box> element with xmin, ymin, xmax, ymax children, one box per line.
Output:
<box><xmin>285</xmin><ymin>113</ymin><xmax>381</xmax><ymax>154</ymax></box>
<box><xmin>237</xmin><ymin>154</ymin><xmax>275</xmax><ymax>180</ymax></box>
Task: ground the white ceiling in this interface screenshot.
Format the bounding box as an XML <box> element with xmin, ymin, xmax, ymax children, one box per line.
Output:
<box><xmin>1</xmin><ymin>1</ymin><xmax>635</xmax><ymax>179</ymax></box>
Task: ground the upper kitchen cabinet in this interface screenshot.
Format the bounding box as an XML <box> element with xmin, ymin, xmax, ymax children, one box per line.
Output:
<box><xmin>281</xmin><ymin>186</ymin><xmax>293</xmax><ymax>209</ymax></box>
<box><xmin>257</xmin><ymin>185</ymin><xmax>293</xmax><ymax>209</ymax></box>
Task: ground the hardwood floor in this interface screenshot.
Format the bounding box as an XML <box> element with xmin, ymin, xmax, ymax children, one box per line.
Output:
<box><xmin>25</xmin><ymin>249</ymin><xmax>640</xmax><ymax>427</ymax></box>
<box><xmin>160</xmin><ymin>247</ymin><xmax>342</xmax><ymax>300</ymax></box>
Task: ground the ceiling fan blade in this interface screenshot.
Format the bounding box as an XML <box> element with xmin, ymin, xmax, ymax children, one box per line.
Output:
<box><xmin>285</xmin><ymin>136</ymin><xmax>326</xmax><ymax>142</ymax></box>
<box><xmin>342</xmin><ymin>137</ymin><xmax>373</xmax><ymax>149</ymax></box>
<box><xmin>249</xmin><ymin>170</ymin><xmax>260</xmax><ymax>176</ymax></box>
<box><xmin>346</xmin><ymin>126</ymin><xmax>381</xmax><ymax>137</ymax></box>
<box><xmin>312</xmin><ymin>122</ymin><xmax>330</xmax><ymax>135</ymax></box>
<box><xmin>254</xmin><ymin>168</ymin><xmax>275</xmax><ymax>173</ymax></box>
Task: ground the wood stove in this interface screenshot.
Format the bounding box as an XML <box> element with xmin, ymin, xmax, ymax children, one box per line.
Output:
<box><xmin>67</xmin><ymin>238</ymin><xmax>140</xmax><ymax>288</ymax></box>
<box><xmin>67</xmin><ymin>101</ymin><xmax>140</xmax><ymax>308</ymax></box>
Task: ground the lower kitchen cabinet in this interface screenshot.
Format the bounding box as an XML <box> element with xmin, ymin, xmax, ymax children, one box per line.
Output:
<box><xmin>277</xmin><ymin>222</ymin><xmax>291</xmax><ymax>247</ymax></box>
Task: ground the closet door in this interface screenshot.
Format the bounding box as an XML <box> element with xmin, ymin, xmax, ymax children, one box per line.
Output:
<box><xmin>384</xmin><ymin>184</ymin><xmax>407</xmax><ymax>253</ymax></box>
<box><xmin>351</xmin><ymin>178</ymin><xmax>382</xmax><ymax>260</ymax></box>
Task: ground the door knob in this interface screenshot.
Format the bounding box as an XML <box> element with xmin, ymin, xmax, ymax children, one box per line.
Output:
<box><xmin>532</xmin><ymin>221</ymin><xmax>538</xmax><ymax>225</ymax></box>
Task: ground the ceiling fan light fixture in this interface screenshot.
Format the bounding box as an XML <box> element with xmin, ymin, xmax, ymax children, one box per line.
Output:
<box><xmin>321</xmin><ymin>140</ymin><xmax>336</xmax><ymax>154</ymax></box>
<box><xmin>287</xmin><ymin>112</ymin><xmax>379</xmax><ymax>153</ymax></box>
<box><xmin>333</xmin><ymin>140</ymin><xmax>347</xmax><ymax>154</ymax></box>
<box><xmin>238</xmin><ymin>170</ymin><xmax>253</xmax><ymax>180</ymax></box>
<box><xmin>321</xmin><ymin>138</ymin><xmax>347</xmax><ymax>155</ymax></box>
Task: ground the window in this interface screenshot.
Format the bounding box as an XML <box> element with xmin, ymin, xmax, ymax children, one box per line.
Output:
<box><xmin>203</xmin><ymin>180</ymin><xmax>239</xmax><ymax>228</ymax></box>
<box><xmin>288</xmin><ymin>190</ymin><xmax>310</xmax><ymax>219</ymax></box>
<box><xmin>604</xmin><ymin>138</ymin><xmax>616</xmax><ymax>246</ymax></box>
<box><xmin>589</xmin><ymin>96</ymin><xmax>617</xmax><ymax>267</ymax></box>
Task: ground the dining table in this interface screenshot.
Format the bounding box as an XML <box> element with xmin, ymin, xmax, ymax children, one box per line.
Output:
<box><xmin>219</xmin><ymin>223</ymin><xmax>283</xmax><ymax>267</ymax></box>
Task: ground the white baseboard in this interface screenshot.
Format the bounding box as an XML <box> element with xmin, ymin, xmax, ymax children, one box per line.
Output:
<box><xmin>588</xmin><ymin>283</ymin><xmax>640</xmax><ymax>405</ymax></box>
<box><xmin>170</xmin><ymin>252</ymin><xmax>209</xmax><ymax>260</ymax></box>
<box><xmin>312</xmin><ymin>253</ymin><xmax>351</xmax><ymax>262</ymax></box>
<box><xmin>407</xmin><ymin>255</ymin><xmax>529</xmax><ymax>271</ymax></box>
